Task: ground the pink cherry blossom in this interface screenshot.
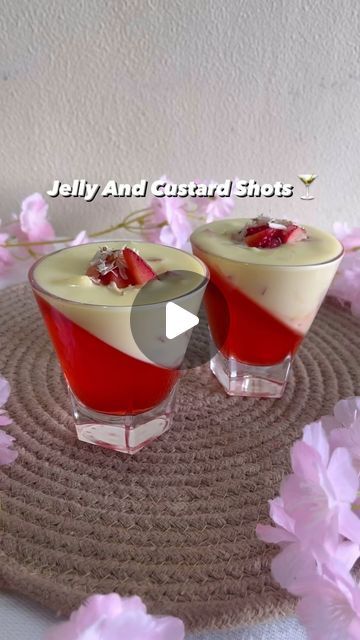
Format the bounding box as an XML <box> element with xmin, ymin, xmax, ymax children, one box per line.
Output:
<box><xmin>0</xmin><ymin>431</ymin><xmax>18</xmax><ymax>465</ymax></box>
<box><xmin>0</xmin><ymin>375</ymin><xmax>12</xmax><ymax>427</ymax></box>
<box><xmin>297</xmin><ymin>566</ymin><xmax>360</xmax><ymax>640</ymax></box>
<box><xmin>333</xmin><ymin>222</ymin><xmax>360</xmax><ymax>252</ymax></box>
<box><xmin>0</xmin><ymin>375</ymin><xmax>10</xmax><ymax>406</ymax></box>
<box><xmin>193</xmin><ymin>179</ymin><xmax>235</xmax><ymax>223</ymax></box>
<box><xmin>45</xmin><ymin>593</ymin><xmax>185</xmax><ymax>640</ymax></box>
<box><xmin>69</xmin><ymin>231</ymin><xmax>90</xmax><ymax>246</ymax></box>
<box><xmin>0</xmin><ymin>374</ymin><xmax>18</xmax><ymax>464</ymax></box>
<box><xmin>282</xmin><ymin>439</ymin><xmax>360</xmax><ymax>547</ymax></box>
<box><xmin>145</xmin><ymin>177</ymin><xmax>192</xmax><ymax>249</ymax></box>
<box><xmin>320</xmin><ymin>398</ymin><xmax>360</xmax><ymax>472</ymax></box>
<box><xmin>256</xmin><ymin>496</ymin><xmax>296</xmax><ymax>545</ymax></box>
<box><xmin>257</xmin><ymin>491</ymin><xmax>360</xmax><ymax>597</ymax></box>
<box><xmin>257</xmin><ymin>414</ymin><xmax>360</xmax><ymax>609</ymax></box>
<box><xmin>20</xmin><ymin>193</ymin><xmax>55</xmax><ymax>243</ymax></box>
<box><xmin>8</xmin><ymin>193</ymin><xmax>55</xmax><ymax>256</ymax></box>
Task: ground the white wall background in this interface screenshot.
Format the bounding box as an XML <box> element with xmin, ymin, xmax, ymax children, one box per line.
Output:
<box><xmin>1</xmin><ymin>0</ymin><xmax>360</xmax><ymax>236</ymax></box>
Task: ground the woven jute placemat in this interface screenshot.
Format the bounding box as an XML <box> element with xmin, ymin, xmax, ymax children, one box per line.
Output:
<box><xmin>0</xmin><ymin>283</ymin><xmax>360</xmax><ymax>631</ymax></box>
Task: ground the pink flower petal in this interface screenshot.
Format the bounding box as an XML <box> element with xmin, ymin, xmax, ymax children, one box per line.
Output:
<box><xmin>256</xmin><ymin>523</ymin><xmax>295</xmax><ymax>544</ymax></box>
<box><xmin>334</xmin><ymin>398</ymin><xmax>360</xmax><ymax>428</ymax></box>
<box><xmin>269</xmin><ymin>496</ymin><xmax>295</xmax><ymax>534</ymax></box>
<box><xmin>290</xmin><ymin>441</ymin><xmax>322</xmax><ymax>483</ymax></box>
<box><xmin>45</xmin><ymin>593</ymin><xmax>184</xmax><ymax>640</ymax></box>
<box><xmin>271</xmin><ymin>543</ymin><xmax>317</xmax><ymax>596</ymax></box>
<box><xmin>0</xmin><ymin>412</ymin><xmax>12</xmax><ymax>426</ymax></box>
<box><xmin>302</xmin><ymin>421</ymin><xmax>330</xmax><ymax>467</ymax></box>
<box><xmin>327</xmin><ymin>448</ymin><xmax>358</xmax><ymax>503</ymax></box>
<box><xmin>19</xmin><ymin>193</ymin><xmax>55</xmax><ymax>243</ymax></box>
<box><xmin>338</xmin><ymin>507</ymin><xmax>360</xmax><ymax>543</ymax></box>
<box><xmin>296</xmin><ymin>572</ymin><xmax>360</xmax><ymax>640</ymax></box>
<box><xmin>0</xmin><ymin>376</ymin><xmax>10</xmax><ymax>406</ymax></box>
<box><xmin>0</xmin><ymin>430</ymin><xmax>18</xmax><ymax>465</ymax></box>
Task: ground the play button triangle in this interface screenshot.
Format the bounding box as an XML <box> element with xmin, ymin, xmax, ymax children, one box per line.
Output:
<box><xmin>165</xmin><ymin>301</ymin><xmax>199</xmax><ymax>340</ymax></box>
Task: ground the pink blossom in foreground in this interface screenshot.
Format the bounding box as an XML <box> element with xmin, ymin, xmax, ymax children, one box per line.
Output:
<box><xmin>0</xmin><ymin>374</ymin><xmax>17</xmax><ymax>464</ymax></box>
<box><xmin>257</xmin><ymin>402</ymin><xmax>360</xmax><ymax>636</ymax></box>
<box><xmin>69</xmin><ymin>230</ymin><xmax>90</xmax><ymax>246</ymax></box>
<box><xmin>283</xmin><ymin>422</ymin><xmax>360</xmax><ymax>548</ymax></box>
<box><xmin>45</xmin><ymin>593</ymin><xmax>185</xmax><ymax>640</ymax></box>
<box><xmin>193</xmin><ymin>179</ymin><xmax>235</xmax><ymax>223</ymax></box>
<box><xmin>0</xmin><ymin>431</ymin><xmax>18</xmax><ymax>465</ymax></box>
<box><xmin>322</xmin><ymin>398</ymin><xmax>360</xmax><ymax>472</ymax></box>
<box><xmin>257</xmin><ymin>492</ymin><xmax>360</xmax><ymax>596</ymax></box>
<box><xmin>297</xmin><ymin>566</ymin><xmax>360</xmax><ymax>640</ymax></box>
<box><xmin>0</xmin><ymin>375</ymin><xmax>12</xmax><ymax>427</ymax></box>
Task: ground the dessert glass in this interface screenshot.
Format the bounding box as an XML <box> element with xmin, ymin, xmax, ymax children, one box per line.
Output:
<box><xmin>29</xmin><ymin>241</ymin><xmax>207</xmax><ymax>453</ymax></box>
<box><xmin>191</xmin><ymin>219</ymin><xmax>343</xmax><ymax>398</ymax></box>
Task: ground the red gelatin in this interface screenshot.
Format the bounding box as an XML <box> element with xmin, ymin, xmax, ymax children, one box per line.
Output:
<box><xmin>196</xmin><ymin>259</ymin><xmax>303</xmax><ymax>366</ymax></box>
<box><xmin>36</xmin><ymin>295</ymin><xmax>179</xmax><ymax>414</ymax></box>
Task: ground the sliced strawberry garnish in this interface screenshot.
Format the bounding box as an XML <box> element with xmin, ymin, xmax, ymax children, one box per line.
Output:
<box><xmin>281</xmin><ymin>224</ymin><xmax>308</xmax><ymax>244</ymax></box>
<box><xmin>86</xmin><ymin>247</ymin><xmax>130</xmax><ymax>289</ymax></box>
<box><xmin>122</xmin><ymin>247</ymin><xmax>157</xmax><ymax>285</ymax></box>
<box><xmin>244</xmin><ymin>223</ymin><xmax>269</xmax><ymax>237</ymax></box>
<box><xmin>100</xmin><ymin>270</ymin><xmax>129</xmax><ymax>288</ymax></box>
<box><xmin>245</xmin><ymin>228</ymin><xmax>283</xmax><ymax>248</ymax></box>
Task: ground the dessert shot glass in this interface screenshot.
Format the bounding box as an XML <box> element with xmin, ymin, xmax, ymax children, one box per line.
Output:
<box><xmin>191</xmin><ymin>222</ymin><xmax>343</xmax><ymax>398</ymax></box>
<box><xmin>29</xmin><ymin>243</ymin><xmax>207</xmax><ymax>453</ymax></box>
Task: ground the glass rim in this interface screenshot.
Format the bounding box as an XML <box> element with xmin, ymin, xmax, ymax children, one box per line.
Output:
<box><xmin>28</xmin><ymin>240</ymin><xmax>209</xmax><ymax>309</ymax></box>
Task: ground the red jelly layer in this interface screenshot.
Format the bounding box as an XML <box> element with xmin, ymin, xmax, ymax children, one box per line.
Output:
<box><xmin>196</xmin><ymin>257</ymin><xmax>304</xmax><ymax>366</ymax></box>
<box><xmin>36</xmin><ymin>295</ymin><xmax>179</xmax><ymax>414</ymax></box>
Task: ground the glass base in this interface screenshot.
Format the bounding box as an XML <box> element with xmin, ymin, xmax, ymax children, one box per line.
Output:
<box><xmin>300</xmin><ymin>195</ymin><xmax>315</xmax><ymax>200</ymax></box>
<box><xmin>210</xmin><ymin>351</ymin><xmax>292</xmax><ymax>398</ymax></box>
<box><xmin>68</xmin><ymin>385</ymin><xmax>177</xmax><ymax>454</ymax></box>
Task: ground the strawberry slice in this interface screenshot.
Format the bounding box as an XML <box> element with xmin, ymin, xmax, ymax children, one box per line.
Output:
<box><xmin>245</xmin><ymin>228</ymin><xmax>283</xmax><ymax>248</ymax></box>
<box><xmin>123</xmin><ymin>247</ymin><xmax>157</xmax><ymax>284</ymax></box>
<box><xmin>100</xmin><ymin>270</ymin><xmax>129</xmax><ymax>288</ymax></box>
<box><xmin>86</xmin><ymin>247</ymin><xmax>130</xmax><ymax>289</ymax></box>
<box><xmin>244</xmin><ymin>223</ymin><xmax>269</xmax><ymax>237</ymax></box>
<box><xmin>281</xmin><ymin>224</ymin><xmax>308</xmax><ymax>244</ymax></box>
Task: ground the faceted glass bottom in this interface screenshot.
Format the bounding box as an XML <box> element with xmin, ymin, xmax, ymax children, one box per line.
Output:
<box><xmin>69</xmin><ymin>384</ymin><xmax>178</xmax><ymax>454</ymax></box>
<box><xmin>210</xmin><ymin>350</ymin><xmax>292</xmax><ymax>398</ymax></box>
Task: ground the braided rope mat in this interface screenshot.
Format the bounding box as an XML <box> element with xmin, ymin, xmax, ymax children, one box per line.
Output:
<box><xmin>0</xmin><ymin>284</ymin><xmax>360</xmax><ymax>631</ymax></box>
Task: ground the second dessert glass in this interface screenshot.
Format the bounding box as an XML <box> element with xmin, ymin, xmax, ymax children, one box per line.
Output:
<box><xmin>191</xmin><ymin>219</ymin><xmax>343</xmax><ymax>398</ymax></box>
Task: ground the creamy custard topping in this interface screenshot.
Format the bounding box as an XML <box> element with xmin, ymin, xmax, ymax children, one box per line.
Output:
<box><xmin>33</xmin><ymin>241</ymin><xmax>206</xmax><ymax>305</ymax></box>
<box><xmin>32</xmin><ymin>241</ymin><xmax>207</xmax><ymax>367</ymax></box>
<box><xmin>191</xmin><ymin>219</ymin><xmax>342</xmax><ymax>266</ymax></box>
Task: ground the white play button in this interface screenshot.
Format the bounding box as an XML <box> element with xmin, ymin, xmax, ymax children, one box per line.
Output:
<box><xmin>165</xmin><ymin>301</ymin><xmax>199</xmax><ymax>340</ymax></box>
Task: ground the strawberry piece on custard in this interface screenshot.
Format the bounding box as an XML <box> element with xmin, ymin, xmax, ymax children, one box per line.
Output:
<box><xmin>280</xmin><ymin>224</ymin><xmax>308</xmax><ymax>244</ymax></box>
<box><xmin>245</xmin><ymin>228</ymin><xmax>283</xmax><ymax>248</ymax></box>
<box><xmin>123</xmin><ymin>247</ymin><xmax>157</xmax><ymax>285</ymax></box>
<box><xmin>244</xmin><ymin>223</ymin><xmax>269</xmax><ymax>237</ymax></box>
<box><xmin>86</xmin><ymin>247</ymin><xmax>130</xmax><ymax>289</ymax></box>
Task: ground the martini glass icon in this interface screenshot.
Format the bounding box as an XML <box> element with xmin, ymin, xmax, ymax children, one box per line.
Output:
<box><xmin>298</xmin><ymin>174</ymin><xmax>317</xmax><ymax>200</ymax></box>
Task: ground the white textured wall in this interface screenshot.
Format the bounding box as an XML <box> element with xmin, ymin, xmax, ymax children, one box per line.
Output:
<box><xmin>1</xmin><ymin>0</ymin><xmax>360</xmax><ymax>235</ymax></box>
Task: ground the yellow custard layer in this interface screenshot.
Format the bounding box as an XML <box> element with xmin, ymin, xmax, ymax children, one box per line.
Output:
<box><xmin>31</xmin><ymin>241</ymin><xmax>207</xmax><ymax>367</ymax></box>
<box><xmin>191</xmin><ymin>219</ymin><xmax>342</xmax><ymax>266</ymax></box>
<box><xmin>33</xmin><ymin>241</ymin><xmax>206</xmax><ymax>305</ymax></box>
